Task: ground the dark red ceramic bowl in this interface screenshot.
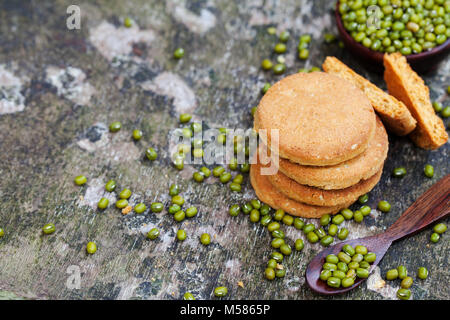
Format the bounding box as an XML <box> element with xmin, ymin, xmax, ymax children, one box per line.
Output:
<box><xmin>335</xmin><ymin>1</ymin><xmax>450</xmax><ymax>73</ymax></box>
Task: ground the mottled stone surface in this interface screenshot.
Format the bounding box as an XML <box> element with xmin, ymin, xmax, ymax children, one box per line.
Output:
<box><xmin>0</xmin><ymin>0</ymin><xmax>448</xmax><ymax>300</ymax></box>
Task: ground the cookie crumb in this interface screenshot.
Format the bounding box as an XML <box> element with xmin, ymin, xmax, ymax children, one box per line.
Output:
<box><xmin>373</xmin><ymin>279</ymin><xmax>386</xmax><ymax>289</ymax></box>
<box><xmin>122</xmin><ymin>205</ymin><xmax>133</xmax><ymax>215</ymax></box>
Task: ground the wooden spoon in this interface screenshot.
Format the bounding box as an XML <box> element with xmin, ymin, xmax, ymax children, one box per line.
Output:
<box><xmin>306</xmin><ymin>174</ymin><xmax>450</xmax><ymax>295</ymax></box>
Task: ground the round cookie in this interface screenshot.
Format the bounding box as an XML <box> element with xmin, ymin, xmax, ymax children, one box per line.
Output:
<box><xmin>274</xmin><ymin>116</ymin><xmax>388</xmax><ymax>190</ymax></box>
<box><xmin>250</xmin><ymin>162</ymin><xmax>353</xmax><ymax>218</ymax></box>
<box><xmin>254</xmin><ymin>72</ymin><xmax>376</xmax><ymax>166</ymax></box>
<box><xmin>267</xmin><ymin>167</ymin><xmax>383</xmax><ymax>207</ymax></box>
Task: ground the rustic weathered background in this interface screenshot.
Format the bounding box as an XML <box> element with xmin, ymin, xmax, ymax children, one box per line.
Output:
<box><xmin>0</xmin><ymin>0</ymin><xmax>448</xmax><ymax>300</ymax></box>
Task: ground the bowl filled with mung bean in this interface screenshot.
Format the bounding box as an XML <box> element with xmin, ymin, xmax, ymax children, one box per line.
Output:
<box><xmin>335</xmin><ymin>0</ymin><xmax>450</xmax><ymax>73</ymax></box>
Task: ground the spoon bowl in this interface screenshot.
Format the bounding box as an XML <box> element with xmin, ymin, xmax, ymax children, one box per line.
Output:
<box><xmin>306</xmin><ymin>174</ymin><xmax>450</xmax><ymax>295</ymax></box>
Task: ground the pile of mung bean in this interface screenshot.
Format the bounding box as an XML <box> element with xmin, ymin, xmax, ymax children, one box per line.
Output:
<box><xmin>320</xmin><ymin>244</ymin><xmax>376</xmax><ymax>288</ymax></box>
<box><xmin>228</xmin><ymin>197</ymin><xmax>381</xmax><ymax>281</ymax></box>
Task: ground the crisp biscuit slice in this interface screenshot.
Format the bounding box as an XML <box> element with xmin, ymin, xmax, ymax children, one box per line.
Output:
<box><xmin>323</xmin><ymin>56</ymin><xmax>416</xmax><ymax>136</ymax></box>
<box><xmin>273</xmin><ymin>116</ymin><xmax>388</xmax><ymax>190</ymax></box>
<box><xmin>250</xmin><ymin>162</ymin><xmax>353</xmax><ymax>218</ymax></box>
<box><xmin>254</xmin><ymin>72</ymin><xmax>376</xmax><ymax>166</ymax></box>
<box><xmin>383</xmin><ymin>53</ymin><xmax>448</xmax><ymax>150</ymax></box>
<box><xmin>267</xmin><ymin>168</ymin><xmax>382</xmax><ymax>207</ymax></box>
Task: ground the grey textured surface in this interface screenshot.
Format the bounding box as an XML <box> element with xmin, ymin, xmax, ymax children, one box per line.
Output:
<box><xmin>0</xmin><ymin>0</ymin><xmax>448</xmax><ymax>300</ymax></box>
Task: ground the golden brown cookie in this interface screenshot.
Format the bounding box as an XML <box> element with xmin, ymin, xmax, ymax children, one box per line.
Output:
<box><xmin>273</xmin><ymin>116</ymin><xmax>388</xmax><ymax>190</ymax></box>
<box><xmin>383</xmin><ymin>53</ymin><xmax>448</xmax><ymax>150</ymax></box>
<box><xmin>250</xmin><ymin>162</ymin><xmax>353</xmax><ymax>218</ymax></box>
<box><xmin>254</xmin><ymin>72</ymin><xmax>376</xmax><ymax>166</ymax></box>
<box><xmin>323</xmin><ymin>56</ymin><xmax>416</xmax><ymax>136</ymax></box>
<box><xmin>267</xmin><ymin>168</ymin><xmax>382</xmax><ymax>207</ymax></box>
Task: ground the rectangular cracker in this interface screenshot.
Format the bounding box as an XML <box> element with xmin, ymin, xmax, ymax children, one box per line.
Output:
<box><xmin>383</xmin><ymin>53</ymin><xmax>448</xmax><ymax>150</ymax></box>
<box><xmin>323</xmin><ymin>56</ymin><xmax>416</xmax><ymax>136</ymax></box>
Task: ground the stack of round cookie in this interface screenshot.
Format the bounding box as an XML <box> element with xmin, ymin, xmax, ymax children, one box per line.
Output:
<box><xmin>251</xmin><ymin>72</ymin><xmax>388</xmax><ymax>218</ymax></box>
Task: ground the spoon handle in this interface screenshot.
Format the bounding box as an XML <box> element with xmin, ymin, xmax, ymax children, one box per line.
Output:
<box><xmin>385</xmin><ymin>174</ymin><xmax>450</xmax><ymax>242</ymax></box>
